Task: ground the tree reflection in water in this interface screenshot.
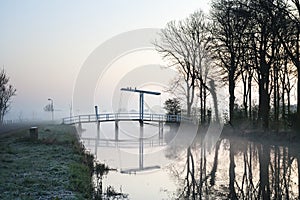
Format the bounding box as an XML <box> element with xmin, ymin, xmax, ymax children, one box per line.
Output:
<box><xmin>166</xmin><ymin>134</ymin><xmax>300</xmax><ymax>199</ymax></box>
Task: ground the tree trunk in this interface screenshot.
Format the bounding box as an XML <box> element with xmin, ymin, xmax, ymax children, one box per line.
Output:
<box><xmin>209</xmin><ymin>79</ymin><xmax>220</xmax><ymax>124</ymax></box>
<box><xmin>242</xmin><ymin>73</ymin><xmax>248</xmax><ymax>118</ymax></box>
<box><xmin>229</xmin><ymin>140</ymin><xmax>238</xmax><ymax>199</ymax></box>
<box><xmin>298</xmin><ymin>155</ymin><xmax>300</xmax><ymax>200</ymax></box>
<box><xmin>210</xmin><ymin>140</ymin><xmax>221</xmax><ymax>186</ymax></box>
<box><xmin>186</xmin><ymin>147</ymin><xmax>190</xmax><ymax>197</ymax></box>
<box><xmin>187</xmin><ymin>85</ymin><xmax>191</xmax><ymax>117</ymax></box>
<box><xmin>297</xmin><ymin>71</ymin><xmax>300</xmax><ymax>129</ymax></box>
<box><xmin>274</xmin><ymin>146</ymin><xmax>280</xmax><ymax>199</ymax></box>
<box><xmin>200</xmin><ymin>82</ymin><xmax>204</xmax><ymax>124</ymax></box>
<box><xmin>199</xmin><ymin>144</ymin><xmax>203</xmax><ymax>199</ymax></box>
<box><xmin>258</xmin><ymin>77</ymin><xmax>263</xmax><ymax>123</ymax></box>
<box><xmin>229</xmin><ymin>74</ymin><xmax>235</xmax><ymax>125</ymax></box>
<box><xmin>282</xmin><ymin>70</ymin><xmax>285</xmax><ymax>122</ymax></box>
<box><xmin>296</xmin><ymin>29</ymin><xmax>300</xmax><ymax>130</ymax></box>
<box><xmin>288</xmin><ymin>90</ymin><xmax>291</xmax><ymax>119</ymax></box>
<box><xmin>259</xmin><ymin>72</ymin><xmax>270</xmax><ymax>130</ymax></box>
<box><xmin>274</xmin><ymin>65</ymin><xmax>278</xmax><ymax>123</ymax></box>
<box><xmin>249</xmin><ymin>75</ymin><xmax>252</xmax><ymax>121</ymax></box>
<box><xmin>204</xmin><ymin>85</ymin><xmax>207</xmax><ymax>123</ymax></box>
<box><xmin>258</xmin><ymin>144</ymin><xmax>270</xmax><ymax>200</ymax></box>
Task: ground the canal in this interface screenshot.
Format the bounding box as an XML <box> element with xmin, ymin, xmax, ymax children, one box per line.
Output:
<box><xmin>79</xmin><ymin>121</ymin><xmax>300</xmax><ymax>199</ymax></box>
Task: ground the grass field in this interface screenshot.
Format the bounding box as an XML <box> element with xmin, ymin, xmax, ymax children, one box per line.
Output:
<box><xmin>0</xmin><ymin>124</ymin><xmax>93</xmax><ymax>200</ymax></box>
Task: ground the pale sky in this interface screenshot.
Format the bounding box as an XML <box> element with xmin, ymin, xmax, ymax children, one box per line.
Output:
<box><xmin>0</xmin><ymin>0</ymin><xmax>211</xmax><ymax>121</ymax></box>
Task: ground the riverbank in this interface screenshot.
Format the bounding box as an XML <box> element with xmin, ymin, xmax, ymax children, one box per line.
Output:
<box><xmin>220</xmin><ymin>124</ymin><xmax>300</xmax><ymax>150</ymax></box>
<box><xmin>0</xmin><ymin>124</ymin><xmax>94</xmax><ymax>199</ymax></box>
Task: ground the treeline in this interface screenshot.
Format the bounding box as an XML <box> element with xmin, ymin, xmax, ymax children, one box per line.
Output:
<box><xmin>155</xmin><ymin>0</ymin><xmax>300</xmax><ymax>130</ymax></box>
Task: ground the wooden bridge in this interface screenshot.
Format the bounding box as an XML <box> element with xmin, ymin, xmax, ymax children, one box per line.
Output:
<box><xmin>62</xmin><ymin>112</ymin><xmax>192</xmax><ymax>125</ymax></box>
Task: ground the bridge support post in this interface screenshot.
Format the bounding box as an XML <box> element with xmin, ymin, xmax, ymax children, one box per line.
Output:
<box><xmin>159</xmin><ymin>121</ymin><xmax>163</xmax><ymax>140</ymax></box>
<box><xmin>95</xmin><ymin>121</ymin><xmax>100</xmax><ymax>157</ymax></box>
<box><xmin>139</xmin><ymin>119</ymin><xmax>144</xmax><ymax>127</ymax></box>
<box><xmin>139</xmin><ymin>125</ymin><xmax>144</xmax><ymax>170</ymax></box>
<box><xmin>115</xmin><ymin>120</ymin><xmax>119</xmax><ymax>141</ymax></box>
<box><xmin>97</xmin><ymin>121</ymin><xmax>100</xmax><ymax>137</ymax></box>
<box><xmin>78</xmin><ymin>122</ymin><xmax>82</xmax><ymax>131</ymax></box>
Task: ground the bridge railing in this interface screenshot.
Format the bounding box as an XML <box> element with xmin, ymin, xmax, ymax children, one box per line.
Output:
<box><xmin>62</xmin><ymin>113</ymin><xmax>194</xmax><ymax>125</ymax></box>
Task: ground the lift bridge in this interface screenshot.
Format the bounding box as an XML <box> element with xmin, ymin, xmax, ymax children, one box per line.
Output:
<box><xmin>62</xmin><ymin>87</ymin><xmax>194</xmax><ymax>173</ymax></box>
<box><xmin>63</xmin><ymin>87</ymin><xmax>192</xmax><ymax>126</ymax></box>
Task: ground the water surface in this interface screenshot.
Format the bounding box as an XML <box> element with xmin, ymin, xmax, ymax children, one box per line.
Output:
<box><xmin>79</xmin><ymin>122</ymin><xmax>300</xmax><ymax>199</ymax></box>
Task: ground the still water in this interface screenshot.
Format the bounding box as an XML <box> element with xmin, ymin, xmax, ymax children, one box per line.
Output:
<box><xmin>79</xmin><ymin>121</ymin><xmax>300</xmax><ymax>200</ymax></box>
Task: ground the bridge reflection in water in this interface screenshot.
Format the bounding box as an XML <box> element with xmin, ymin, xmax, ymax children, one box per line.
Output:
<box><xmin>79</xmin><ymin>124</ymin><xmax>164</xmax><ymax>174</ymax></box>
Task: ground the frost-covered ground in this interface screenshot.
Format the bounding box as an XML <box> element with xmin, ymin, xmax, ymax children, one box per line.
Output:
<box><xmin>0</xmin><ymin>124</ymin><xmax>93</xmax><ymax>199</ymax></box>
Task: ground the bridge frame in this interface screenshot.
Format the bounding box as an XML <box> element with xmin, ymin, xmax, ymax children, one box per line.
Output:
<box><xmin>120</xmin><ymin>88</ymin><xmax>161</xmax><ymax>126</ymax></box>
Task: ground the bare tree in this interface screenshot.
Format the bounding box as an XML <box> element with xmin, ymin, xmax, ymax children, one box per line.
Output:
<box><xmin>155</xmin><ymin>20</ymin><xmax>196</xmax><ymax>117</ymax></box>
<box><xmin>0</xmin><ymin>69</ymin><xmax>16</xmax><ymax>124</ymax></box>
<box><xmin>155</xmin><ymin>10</ymin><xmax>211</xmax><ymax>117</ymax></box>
<box><xmin>210</xmin><ymin>0</ymin><xmax>249</xmax><ymax>125</ymax></box>
<box><xmin>187</xmin><ymin>11</ymin><xmax>212</xmax><ymax>123</ymax></box>
<box><xmin>274</xmin><ymin>0</ymin><xmax>300</xmax><ymax>128</ymax></box>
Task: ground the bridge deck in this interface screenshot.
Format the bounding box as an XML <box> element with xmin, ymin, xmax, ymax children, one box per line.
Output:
<box><xmin>62</xmin><ymin>113</ymin><xmax>191</xmax><ymax>125</ymax></box>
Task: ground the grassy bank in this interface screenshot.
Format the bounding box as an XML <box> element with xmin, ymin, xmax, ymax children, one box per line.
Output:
<box><xmin>0</xmin><ymin>124</ymin><xmax>93</xmax><ymax>199</ymax></box>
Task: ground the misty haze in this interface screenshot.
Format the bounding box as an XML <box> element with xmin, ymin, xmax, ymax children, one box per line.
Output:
<box><xmin>1</xmin><ymin>0</ymin><xmax>300</xmax><ymax>200</ymax></box>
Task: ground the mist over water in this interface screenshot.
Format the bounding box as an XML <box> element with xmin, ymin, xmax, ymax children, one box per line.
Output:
<box><xmin>78</xmin><ymin>122</ymin><xmax>300</xmax><ymax>199</ymax></box>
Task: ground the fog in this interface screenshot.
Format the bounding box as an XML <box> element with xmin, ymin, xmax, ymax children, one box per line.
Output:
<box><xmin>0</xmin><ymin>0</ymin><xmax>210</xmax><ymax>122</ymax></box>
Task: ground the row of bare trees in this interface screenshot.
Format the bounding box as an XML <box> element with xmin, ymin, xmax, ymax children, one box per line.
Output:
<box><xmin>156</xmin><ymin>0</ymin><xmax>300</xmax><ymax>129</ymax></box>
<box><xmin>211</xmin><ymin>0</ymin><xmax>300</xmax><ymax>129</ymax></box>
